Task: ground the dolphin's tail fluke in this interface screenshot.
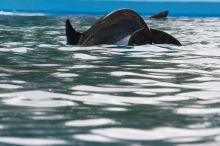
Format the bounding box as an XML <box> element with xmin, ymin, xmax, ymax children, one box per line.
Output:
<box><xmin>128</xmin><ymin>26</ymin><xmax>152</xmax><ymax>46</ymax></box>
<box><xmin>150</xmin><ymin>28</ymin><xmax>182</xmax><ymax>46</ymax></box>
<box><xmin>149</xmin><ymin>10</ymin><xmax>169</xmax><ymax>19</ymax></box>
<box><xmin>128</xmin><ymin>27</ymin><xmax>181</xmax><ymax>46</ymax></box>
<box><xmin>65</xmin><ymin>19</ymin><xmax>81</xmax><ymax>45</ymax></box>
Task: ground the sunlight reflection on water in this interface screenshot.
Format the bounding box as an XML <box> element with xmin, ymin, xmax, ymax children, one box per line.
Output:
<box><xmin>0</xmin><ymin>15</ymin><xmax>220</xmax><ymax>146</ymax></box>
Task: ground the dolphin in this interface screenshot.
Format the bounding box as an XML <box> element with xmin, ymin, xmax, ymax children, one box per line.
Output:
<box><xmin>65</xmin><ymin>9</ymin><xmax>181</xmax><ymax>46</ymax></box>
<box><xmin>149</xmin><ymin>10</ymin><xmax>169</xmax><ymax>19</ymax></box>
<box><xmin>66</xmin><ymin>9</ymin><xmax>148</xmax><ymax>46</ymax></box>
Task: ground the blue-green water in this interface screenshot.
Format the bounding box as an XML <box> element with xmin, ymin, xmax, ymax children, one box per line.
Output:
<box><xmin>0</xmin><ymin>14</ymin><xmax>220</xmax><ymax>146</ymax></box>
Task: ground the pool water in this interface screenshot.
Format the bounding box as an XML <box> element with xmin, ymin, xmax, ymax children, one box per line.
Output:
<box><xmin>0</xmin><ymin>14</ymin><xmax>220</xmax><ymax>146</ymax></box>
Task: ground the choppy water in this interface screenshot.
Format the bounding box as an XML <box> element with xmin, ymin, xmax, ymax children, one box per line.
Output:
<box><xmin>0</xmin><ymin>14</ymin><xmax>220</xmax><ymax>146</ymax></box>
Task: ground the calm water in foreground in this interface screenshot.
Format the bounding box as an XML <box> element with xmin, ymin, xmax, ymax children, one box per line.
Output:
<box><xmin>0</xmin><ymin>14</ymin><xmax>220</xmax><ymax>146</ymax></box>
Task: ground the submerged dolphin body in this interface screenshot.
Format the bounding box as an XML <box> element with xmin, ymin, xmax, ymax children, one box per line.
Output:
<box><xmin>66</xmin><ymin>9</ymin><xmax>181</xmax><ymax>46</ymax></box>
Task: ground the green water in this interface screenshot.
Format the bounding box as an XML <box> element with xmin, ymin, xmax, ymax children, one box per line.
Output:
<box><xmin>0</xmin><ymin>14</ymin><xmax>220</xmax><ymax>146</ymax></box>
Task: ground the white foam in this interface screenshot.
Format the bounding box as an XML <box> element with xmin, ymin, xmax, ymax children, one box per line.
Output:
<box><xmin>73</xmin><ymin>134</ymin><xmax>115</xmax><ymax>142</ymax></box>
<box><xmin>73</xmin><ymin>53</ymin><xmax>99</xmax><ymax>60</ymax></box>
<box><xmin>65</xmin><ymin>118</ymin><xmax>115</xmax><ymax>127</ymax></box>
<box><xmin>0</xmin><ymin>11</ymin><xmax>45</xmax><ymax>16</ymax></box>
<box><xmin>51</xmin><ymin>72</ymin><xmax>78</xmax><ymax>78</ymax></box>
<box><xmin>0</xmin><ymin>91</ymin><xmax>76</xmax><ymax>107</ymax></box>
<box><xmin>0</xmin><ymin>84</ymin><xmax>22</xmax><ymax>89</ymax></box>
<box><xmin>92</xmin><ymin>127</ymin><xmax>220</xmax><ymax>141</ymax></box>
<box><xmin>0</xmin><ymin>90</ymin><xmax>164</xmax><ymax>107</ymax></box>
<box><xmin>0</xmin><ymin>137</ymin><xmax>66</xmax><ymax>145</ymax></box>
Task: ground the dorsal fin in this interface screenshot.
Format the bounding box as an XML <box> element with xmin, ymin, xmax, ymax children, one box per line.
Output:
<box><xmin>128</xmin><ymin>26</ymin><xmax>152</xmax><ymax>46</ymax></box>
<box><xmin>149</xmin><ymin>10</ymin><xmax>169</xmax><ymax>19</ymax></box>
<box><xmin>65</xmin><ymin>19</ymin><xmax>81</xmax><ymax>45</ymax></box>
<box><xmin>150</xmin><ymin>28</ymin><xmax>182</xmax><ymax>46</ymax></box>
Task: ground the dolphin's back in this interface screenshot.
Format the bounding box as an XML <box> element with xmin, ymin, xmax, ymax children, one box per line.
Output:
<box><xmin>79</xmin><ymin>9</ymin><xmax>148</xmax><ymax>46</ymax></box>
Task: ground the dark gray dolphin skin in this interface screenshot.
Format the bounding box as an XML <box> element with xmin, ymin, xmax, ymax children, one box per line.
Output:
<box><xmin>128</xmin><ymin>26</ymin><xmax>151</xmax><ymax>46</ymax></box>
<box><xmin>66</xmin><ymin>19</ymin><xmax>81</xmax><ymax>45</ymax></box>
<box><xmin>150</xmin><ymin>28</ymin><xmax>182</xmax><ymax>46</ymax></box>
<box><xmin>149</xmin><ymin>10</ymin><xmax>169</xmax><ymax>19</ymax></box>
<box><xmin>128</xmin><ymin>27</ymin><xmax>181</xmax><ymax>46</ymax></box>
<box><xmin>66</xmin><ymin>9</ymin><xmax>181</xmax><ymax>46</ymax></box>
<box><xmin>66</xmin><ymin>9</ymin><xmax>148</xmax><ymax>46</ymax></box>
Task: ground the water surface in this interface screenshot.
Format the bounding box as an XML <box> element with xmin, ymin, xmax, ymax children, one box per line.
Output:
<box><xmin>0</xmin><ymin>14</ymin><xmax>220</xmax><ymax>146</ymax></box>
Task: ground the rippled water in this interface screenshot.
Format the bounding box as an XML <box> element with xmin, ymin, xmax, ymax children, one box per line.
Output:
<box><xmin>0</xmin><ymin>14</ymin><xmax>220</xmax><ymax>146</ymax></box>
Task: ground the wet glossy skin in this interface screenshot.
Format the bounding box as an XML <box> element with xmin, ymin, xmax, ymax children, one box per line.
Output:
<box><xmin>66</xmin><ymin>9</ymin><xmax>181</xmax><ymax>46</ymax></box>
<box><xmin>66</xmin><ymin>9</ymin><xmax>148</xmax><ymax>46</ymax></box>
